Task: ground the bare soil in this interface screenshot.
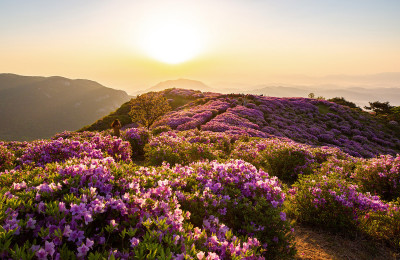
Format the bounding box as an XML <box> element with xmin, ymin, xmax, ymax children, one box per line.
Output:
<box><xmin>294</xmin><ymin>225</ymin><xmax>399</xmax><ymax>260</ymax></box>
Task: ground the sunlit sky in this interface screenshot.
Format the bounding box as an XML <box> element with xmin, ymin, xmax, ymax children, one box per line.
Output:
<box><xmin>1</xmin><ymin>0</ymin><xmax>400</xmax><ymax>93</ymax></box>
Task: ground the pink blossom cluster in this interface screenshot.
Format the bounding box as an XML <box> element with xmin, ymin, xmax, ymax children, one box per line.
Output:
<box><xmin>0</xmin><ymin>140</ymin><xmax>294</xmax><ymax>259</ymax></box>
<box><xmin>152</xmin><ymin>93</ymin><xmax>400</xmax><ymax>158</ymax></box>
<box><xmin>18</xmin><ymin>134</ymin><xmax>131</xmax><ymax>167</ymax></box>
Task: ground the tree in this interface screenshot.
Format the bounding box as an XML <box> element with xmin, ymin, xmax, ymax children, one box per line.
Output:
<box><xmin>391</xmin><ymin>106</ymin><xmax>400</xmax><ymax>121</ymax></box>
<box><xmin>129</xmin><ymin>92</ymin><xmax>171</xmax><ymax>129</ymax></box>
<box><xmin>364</xmin><ymin>101</ymin><xmax>393</xmax><ymax>115</ymax></box>
<box><xmin>328</xmin><ymin>97</ymin><xmax>360</xmax><ymax>110</ymax></box>
<box><xmin>308</xmin><ymin>93</ymin><xmax>315</xmax><ymax>99</ymax></box>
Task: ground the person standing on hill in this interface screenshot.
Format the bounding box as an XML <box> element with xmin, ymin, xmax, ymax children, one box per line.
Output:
<box><xmin>111</xmin><ymin>119</ymin><xmax>121</xmax><ymax>137</ymax></box>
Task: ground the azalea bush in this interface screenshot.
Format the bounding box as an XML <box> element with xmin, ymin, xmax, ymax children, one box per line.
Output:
<box><xmin>2</xmin><ymin>90</ymin><xmax>400</xmax><ymax>258</ymax></box>
<box><xmin>287</xmin><ymin>172</ymin><xmax>390</xmax><ymax>232</ymax></box>
<box><xmin>359</xmin><ymin>203</ymin><xmax>400</xmax><ymax>249</ymax></box>
<box><xmin>151</xmin><ymin>93</ymin><xmax>400</xmax><ymax>158</ymax></box>
<box><xmin>121</xmin><ymin>127</ymin><xmax>150</xmax><ymax>159</ymax></box>
<box><xmin>144</xmin><ymin>131</ymin><xmax>232</xmax><ymax>166</ymax></box>
<box><xmin>231</xmin><ymin>138</ymin><xmax>318</xmax><ymax>183</ymax></box>
<box><xmin>0</xmin><ymin>155</ymin><xmax>295</xmax><ymax>259</ymax></box>
<box><xmin>351</xmin><ymin>155</ymin><xmax>400</xmax><ymax>201</ymax></box>
<box><xmin>179</xmin><ymin>129</ymin><xmax>234</xmax><ymax>154</ymax></box>
<box><xmin>179</xmin><ymin>160</ymin><xmax>296</xmax><ymax>258</ymax></box>
<box><xmin>0</xmin><ymin>144</ymin><xmax>15</xmax><ymax>171</ymax></box>
<box><xmin>52</xmin><ymin>131</ymin><xmax>98</xmax><ymax>141</ymax></box>
<box><xmin>18</xmin><ymin>135</ymin><xmax>131</xmax><ymax>168</ymax></box>
<box><xmin>151</xmin><ymin>125</ymin><xmax>171</xmax><ymax>136</ymax></box>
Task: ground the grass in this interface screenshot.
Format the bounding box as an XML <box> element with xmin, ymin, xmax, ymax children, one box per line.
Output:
<box><xmin>317</xmin><ymin>104</ymin><xmax>331</xmax><ymax>115</ymax></box>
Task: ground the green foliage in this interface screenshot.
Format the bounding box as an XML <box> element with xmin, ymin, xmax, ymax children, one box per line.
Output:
<box><xmin>328</xmin><ymin>97</ymin><xmax>361</xmax><ymax>110</ymax></box>
<box><xmin>317</xmin><ymin>103</ymin><xmax>330</xmax><ymax>114</ymax></box>
<box><xmin>351</xmin><ymin>155</ymin><xmax>400</xmax><ymax>201</ymax></box>
<box><xmin>144</xmin><ymin>130</ymin><xmax>231</xmax><ymax>166</ymax></box>
<box><xmin>0</xmin><ymin>226</ymin><xmax>16</xmax><ymax>256</ymax></box>
<box><xmin>121</xmin><ymin>127</ymin><xmax>151</xmax><ymax>159</ymax></box>
<box><xmin>391</xmin><ymin>106</ymin><xmax>400</xmax><ymax>121</ymax></box>
<box><xmin>359</xmin><ymin>204</ymin><xmax>400</xmax><ymax>250</ymax></box>
<box><xmin>151</xmin><ymin>125</ymin><xmax>172</xmax><ymax>136</ymax></box>
<box><xmin>365</xmin><ymin>101</ymin><xmax>393</xmax><ymax>115</ymax></box>
<box><xmin>231</xmin><ymin>139</ymin><xmax>318</xmax><ymax>184</ymax></box>
<box><xmin>129</xmin><ymin>93</ymin><xmax>171</xmax><ymax>129</ymax></box>
<box><xmin>80</xmin><ymin>101</ymin><xmax>133</xmax><ymax>132</ymax></box>
<box><xmin>287</xmin><ymin>173</ymin><xmax>359</xmax><ymax>232</ymax></box>
<box><xmin>0</xmin><ymin>144</ymin><xmax>15</xmax><ymax>171</ymax></box>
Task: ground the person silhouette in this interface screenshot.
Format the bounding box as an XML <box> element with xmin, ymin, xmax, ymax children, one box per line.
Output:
<box><xmin>111</xmin><ymin>119</ymin><xmax>122</xmax><ymax>137</ymax></box>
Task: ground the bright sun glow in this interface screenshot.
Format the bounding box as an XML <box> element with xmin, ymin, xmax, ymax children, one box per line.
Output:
<box><xmin>139</xmin><ymin>18</ymin><xmax>206</xmax><ymax>64</ymax></box>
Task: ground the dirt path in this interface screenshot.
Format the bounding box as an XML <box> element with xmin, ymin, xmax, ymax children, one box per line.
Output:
<box><xmin>294</xmin><ymin>225</ymin><xmax>399</xmax><ymax>260</ymax></box>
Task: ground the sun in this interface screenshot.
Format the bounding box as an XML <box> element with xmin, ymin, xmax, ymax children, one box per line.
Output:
<box><xmin>139</xmin><ymin>19</ymin><xmax>206</xmax><ymax>65</ymax></box>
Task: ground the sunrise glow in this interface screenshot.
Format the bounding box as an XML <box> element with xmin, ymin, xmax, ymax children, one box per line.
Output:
<box><xmin>0</xmin><ymin>0</ymin><xmax>399</xmax><ymax>91</ymax></box>
<box><xmin>139</xmin><ymin>20</ymin><xmax>205</xmax><ymax>64</ymax></box>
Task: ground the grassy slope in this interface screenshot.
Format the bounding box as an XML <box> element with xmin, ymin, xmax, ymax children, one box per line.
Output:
<box><xmin>79</xmin><ymin>100</ymin><xmax>133</xmax><ymax>132</ymax></box>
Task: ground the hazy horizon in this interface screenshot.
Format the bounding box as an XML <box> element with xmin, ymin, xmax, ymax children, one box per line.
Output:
<box><xmin>1</xmin><ymin>0</ymin><xmax>400</xmax><ymax>94</ymax></box>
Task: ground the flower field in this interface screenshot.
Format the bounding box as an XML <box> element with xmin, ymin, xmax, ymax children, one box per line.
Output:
<box><xmin>1</xmin><ymin>89</ymin><xmax>400</xmax><ymax>259</ymax></box>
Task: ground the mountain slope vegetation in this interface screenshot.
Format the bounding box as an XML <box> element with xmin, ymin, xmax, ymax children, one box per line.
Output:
<box><xmin>1</xmin><ymin>88</ymin><xmax>399</xmax><ymax>259</ymax></box>
<box><xmin>0</xmin><ymin>74</ymin><xmax>131</xmax><ymax>141</ymax></box>
<box><xmin>89</xmin><ymin>88</ymin><xmax>400</xmax><ymax>158</ymax></box>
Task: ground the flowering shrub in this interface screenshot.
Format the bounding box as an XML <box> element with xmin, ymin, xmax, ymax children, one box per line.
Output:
<box><xmin>144</xmin><ymin>131</ymin><xmax>227</xmax><ymax>166</ymax></box>
<box><xmin>230</xmin><ymin>138</ymin><xmax>347</xmax><ymax>184</ymax></box>
<box><xmin>351</xmin><ymin>155</ymin><xmax>400</xmax><ymax>201</ymax></box>
<box><xmin>18</xmin><ymin>135</ymin><xmax>131</xmax><ymax>168</ymax></box>
<box><xmin>287</xmin><ymin>173</ymin><xmax>390</xmax><ymax>232</ymax></box>
<box><xmin>52</xmin><ymin>132</ymin><xmax>132</xmax><ymax>163</ymax></box>
<box><xmin>0</xmin><ymin>156</ymin><xmax>295</xmax><ymax>259</ymax></box>
<box><xmin>121</xmin><ymin>127</ymin><xmax>150</xmax><ymax>159</ymax></box>
<box><xmin>152</xmin><ymin>92</ymin><xmax>400</xmax><ymax>158</ymax></box>
<box><xmin>359</xmin><ymin>203</ymin><xmax>400</xmax><ymax>249</ymax></box>
<box><xmin>153</xmin><ymin>99</ymin><xmax>231</xmax><ymax>131</ymax></box>
<box><xmin>180</xmin><ymin>129</ymin><xmax>234</xmax><ymax>154</ymax></box>
<box><xmin>0</xmin><ymin>144</ymin><xmax>15</xmax><ymax>171</ymax></box>
<box><xmin>52</xmin><ymin>131</ymin><xmax>97</xmax><ymax>141</ymax></box>
<box><xmin>2</xmin><ymin>89</ymin><xmax>400</xmax><ymax>257</ymax></box>
<box><xmin>151</xmin><ymin>125</ymin><xmax>172</xmax><ymax>136</ymax></box>
<box><xmin>180</xmin><ymin>160</ymin><xmax>296</xmax><ymax>258</ymax></box>
<box><xmin>231</xmin><ymin>138</ymin><xmax>316</xmax><ymax>183</ymax></box>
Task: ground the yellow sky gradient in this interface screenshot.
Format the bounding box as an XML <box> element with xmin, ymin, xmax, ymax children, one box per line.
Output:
<box><xmin>1</xmin><ymin>0</ymin><xmax>400</xmax><ymax>93</ymax></box>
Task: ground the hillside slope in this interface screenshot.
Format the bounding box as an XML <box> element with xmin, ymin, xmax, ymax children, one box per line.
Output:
<box><xmin>0</xmin><ymin>74</ymin><xmax>131</xmax><ymax>141</ymax></box>
<box><xmin>1</xmin><ymin>89</ymin><xmax>400</xmax><ymax>258</ymax></box>
<box><xmin>87</xmin><ymin>88</ymin><xmax>400</xmax><ymax>158</ymax></box>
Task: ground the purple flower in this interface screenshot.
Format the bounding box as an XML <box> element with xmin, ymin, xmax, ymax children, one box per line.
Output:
<box><xmin>280</xmin><ymin>212</ymin><xmax>286</xmax><ymax>221</ymax></box>
<box><xmin>36</xmin><ymin>248</ymin><xmax>47</xmax><ymax>260</ymax></box>
<box><xmin>130</xmin><ymin>237</ymin><xmax>140</xmax><ymax>247</ymax></box>
<box><xmin>77</xmin><ymin>243</ymin><xmax>89</xmax><ymax>257</ymax></box>
<box><xmin>45</xmin><ymin>241</ymin><xmax>55</xmax><ymax>257</ymax></box>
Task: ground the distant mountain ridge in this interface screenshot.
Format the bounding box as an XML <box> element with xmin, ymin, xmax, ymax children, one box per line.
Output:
<box><xmin>135</xmin><ymin>79</ymin><xmax>212</xmax><ymax>95</ymax></box>
<box><xmin>135</xmin><ymin>78</ymin><xmax>400</xmax><ymax>107</ymax></box>
<box><xmin>0</xmin><ymin>74</ymin><xmax>131</xmax><ymax>141</ymax></box>
<box><xmin>246</xmin><ymin>85</ymin><xmax>400</xmax><ymax>107</ymax></box>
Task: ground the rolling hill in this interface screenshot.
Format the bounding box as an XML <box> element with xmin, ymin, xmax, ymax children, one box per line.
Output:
<box><xmin>0</xmin><ymin>74</ymin><xmax>131</xmax><ymax>141</ymax></box>
<box><xmin>87</xmin><ymin>88</ymin><xmax>400</xmax><ymax>158</ymax></box>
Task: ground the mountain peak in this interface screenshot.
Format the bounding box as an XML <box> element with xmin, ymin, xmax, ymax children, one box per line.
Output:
<box><xmin>145</xmin><ymin>78</ymin><xmax>211</xmax><ymax>93</ymax></box>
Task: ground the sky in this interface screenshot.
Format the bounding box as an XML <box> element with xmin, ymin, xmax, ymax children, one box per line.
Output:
<box><xmin>1</xmin><ymin>0</ymin><xmax>400</xmax><ymax>93</ymax></box>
